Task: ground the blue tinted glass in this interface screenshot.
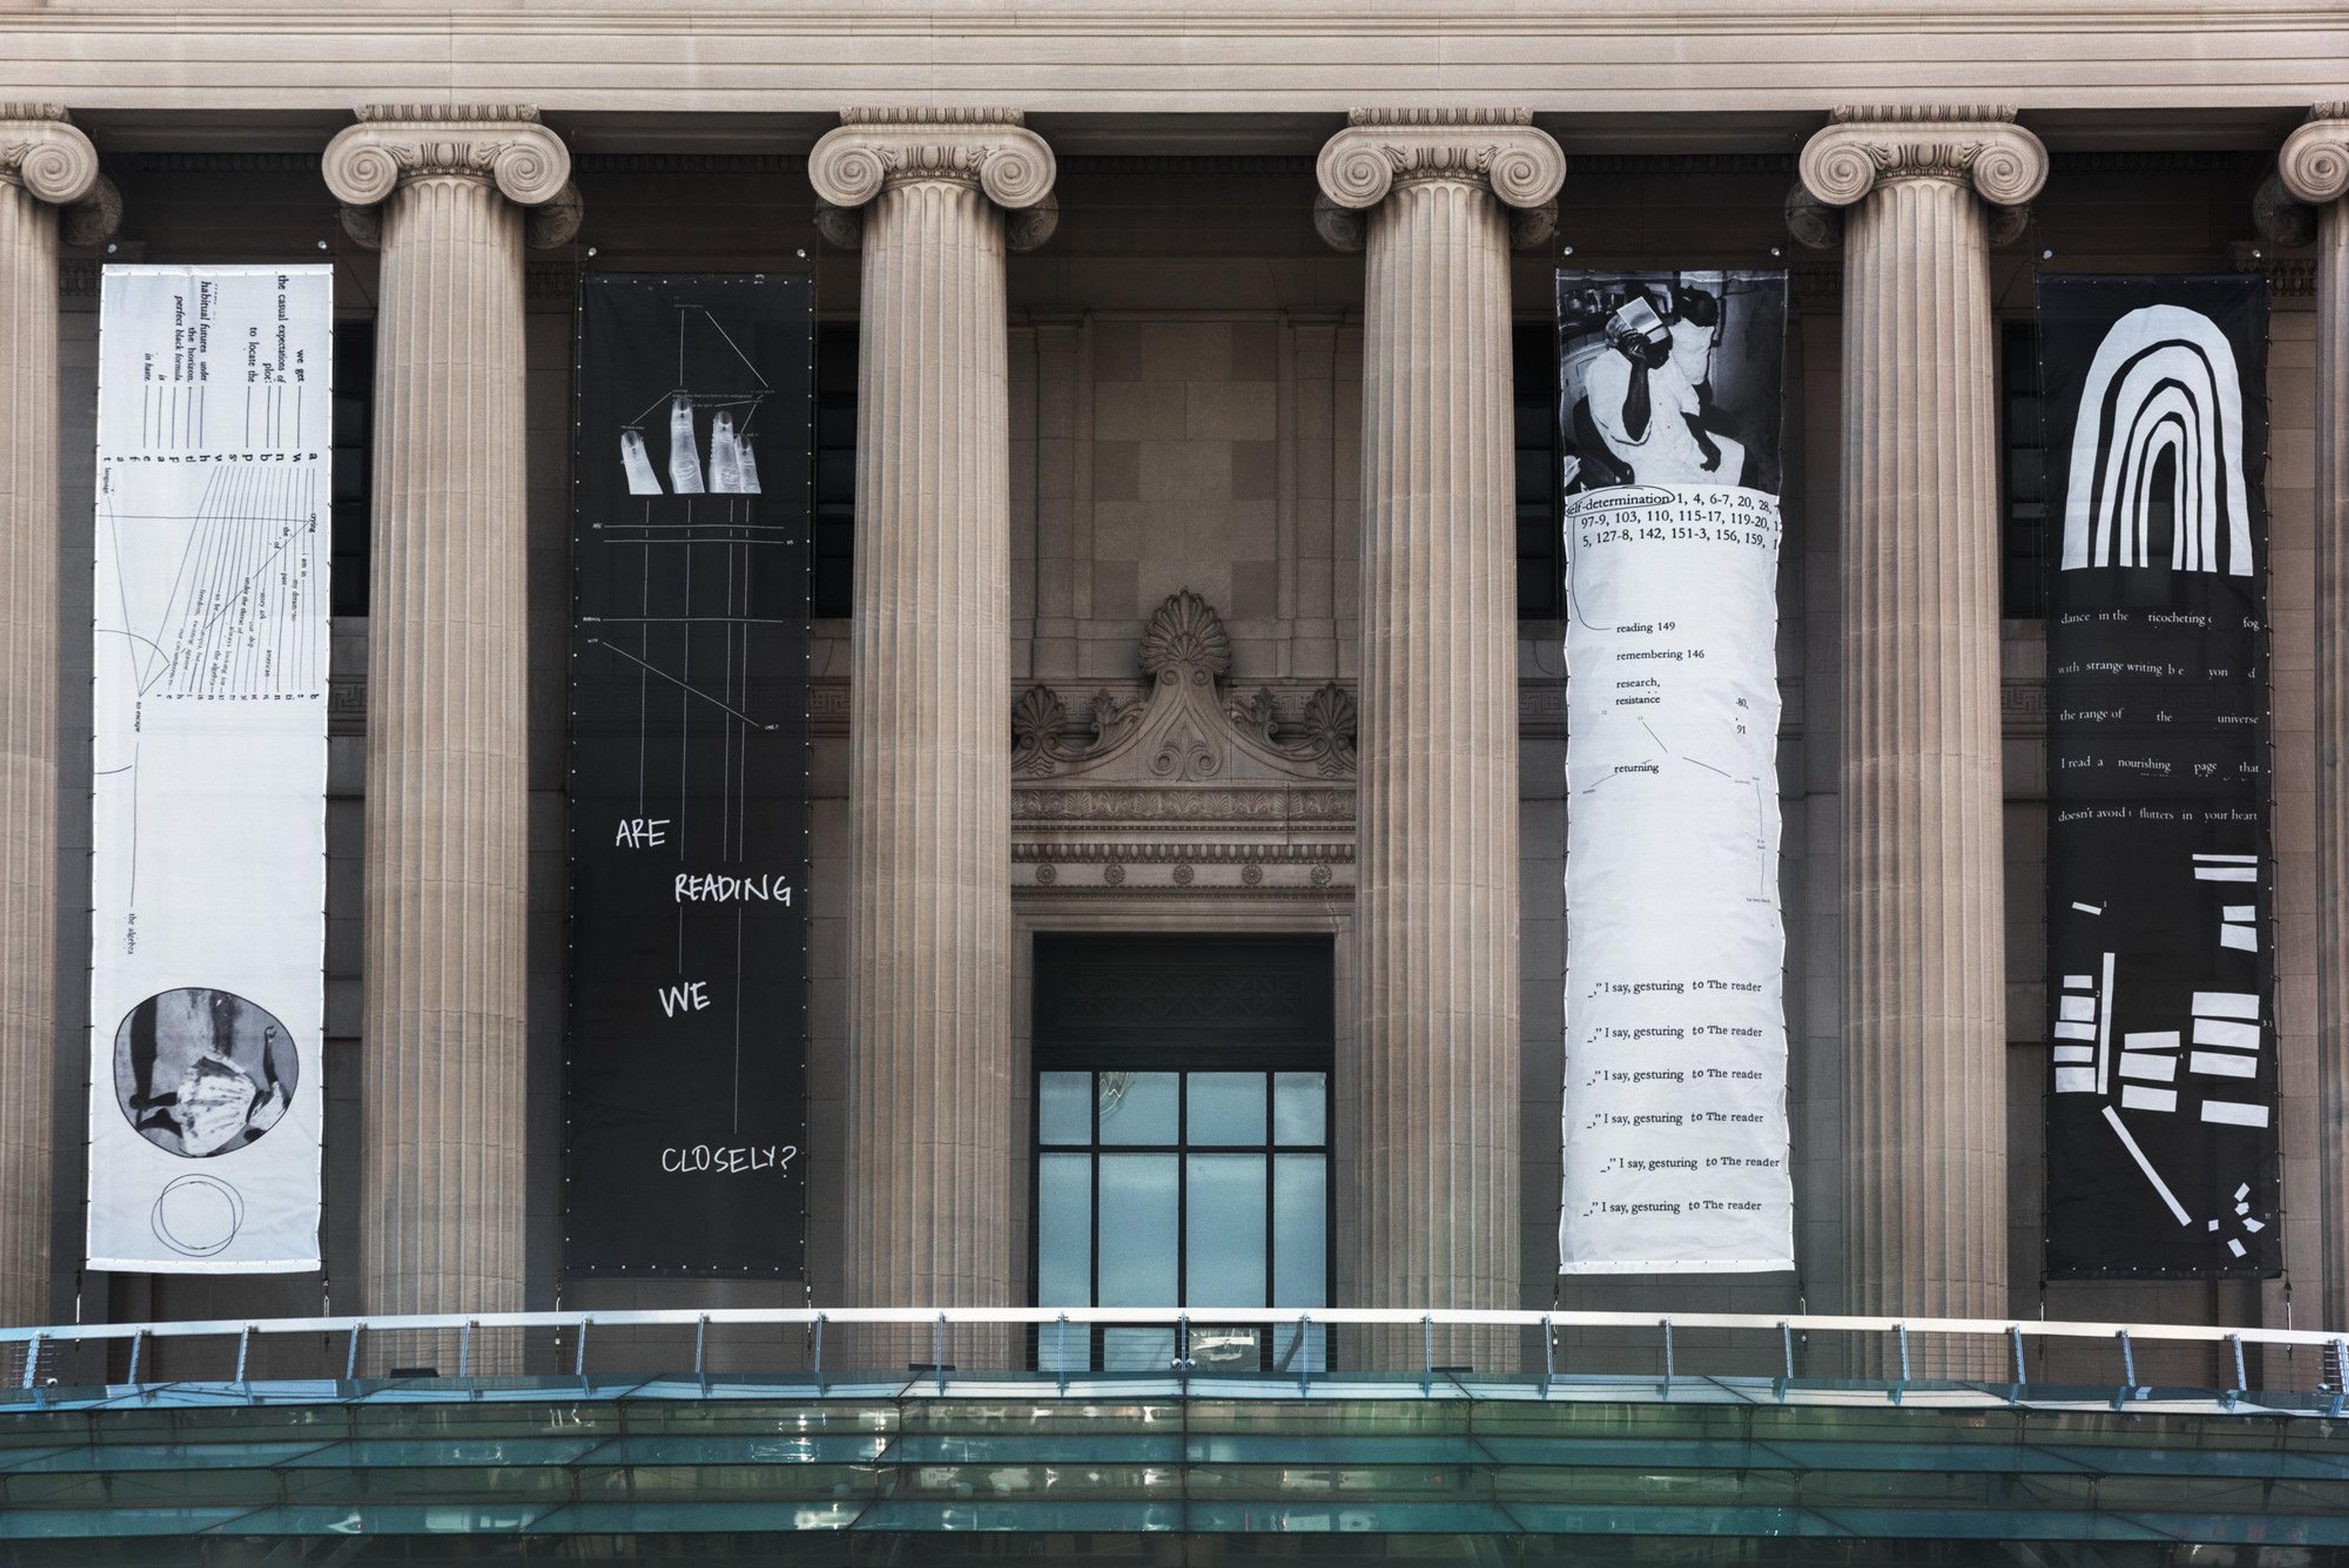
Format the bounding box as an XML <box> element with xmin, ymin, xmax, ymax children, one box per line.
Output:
<box><xmin>1188</xmin><ymin>1074</ymin><xmax>1266</xmax><ymax>1145</ymax></box>
<box><xmin>1274</xmin><ymin>1072</ymin><xmax>1327</xmax><ymax>1145</ymax></box>
<box><xmin>1101</xmin><ymin>1328</ymin><xmax>1176</xmax><ymax>1373</ymax></box>
<box><xmin>1273</xmin><ymin>1153</ymin><xmax>1327</xmax><ymax>1307</ymax></box>
<box><xmin>1037</xmin><ymin>1074</ymin><xmax>1091</xmax><ymax>1146</ymax></box>
<box><xmin>1036</xmin><ymin>1153</ymin><xmax>1091</xmax><ymax>1308</ymax></box>
<box><xmin>1096</xmin><ymin>1154</ymin><xmax>1177</xmax><ymax>1305</ymax></box>
<box><xmin>1099</xmin><ymin>1073</ymin><xmax>1177</xmax><ymax>1145</ymax></box>
<box><xmin>1185</xmin><ymin>1154</ymin><xmax>1267</xmax><ymax>1307</ymax></box>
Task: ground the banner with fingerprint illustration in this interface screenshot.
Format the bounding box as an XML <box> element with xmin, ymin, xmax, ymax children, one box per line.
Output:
<box><xmin>87</xmin><ymin>266</ymin><xmax>332</xmax><ymax>1271</ymax></box>
<box><xmin>2039</xmin><ymin>274</ymin><xmax>2277</xmax><ymax>1277</ymax></box>
<box><xmin>1557</xmin><ymin>270</ymin><xmax>1794</xmax><ymax>1273</ymax></box>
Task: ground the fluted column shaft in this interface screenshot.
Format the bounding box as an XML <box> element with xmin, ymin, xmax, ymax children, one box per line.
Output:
<box><xmin>324</xmin><ymin>107</ymin><xmax>568</xmax><ymax>1336</ymax></box>
<box><xmin>2277</xmin><ymin>109</ymin><xmax>2349</xmax><ymax>1331</ymax></box>
<box><xmin>810</xmin><ymin>111</ymin><xmax>1055</xmax><ymax>1315</ymax></box>
<box><xmin>1801</xmin><ymin>109</ymin><xmax>2046</xmax><ymax>1330</ymax></box>
<box><xmin>0</xmin><ymin>108</ymin><xmax>98</xmax><ymax>1328</ymax></box>
<box><xmin>1318</xmin><ymin>111</ymin><xmax>1562</xmax><ymax>1362</ymax></box>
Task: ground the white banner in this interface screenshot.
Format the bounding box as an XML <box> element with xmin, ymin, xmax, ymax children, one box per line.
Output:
<box><xmin>1559</xmin><ymin>480</ymin><xmax>1793</xmax><ymax>1272</ymax></box>
<box><xmin>87</xmin><ymin>265</ymin><xmax>332</xmax><ymax>1272</ymax></box>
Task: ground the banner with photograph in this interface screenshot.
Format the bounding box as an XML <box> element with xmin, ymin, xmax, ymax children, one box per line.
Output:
<box><xmin>565</xmin><ymin>275</ymin><xmax>812</xmax><ymax>1277</ymax></box>
<box><xmin>87</xmin><ymin>265</ymin><xmax>332</xmax><ymax>1272</ymax></box>
<box><xmin>2040</xmin><ymin>275</ymin><xmax>2277</xmax><ymax>1277</ymax></box>
<box><xmin>1557</xmin><ymin>270</ymin><xmax>1794</xmax><ymax>1274</ymax></box>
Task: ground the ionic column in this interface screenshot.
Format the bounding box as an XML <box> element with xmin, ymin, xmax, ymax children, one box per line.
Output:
<box><xmin>323</xmin><ymin>107</ymin><xmax>571</xmax><ymax>1334</ymax></box>
<box><xmin>2273</xmin><ymin>106</ymin><xmax>2349</xmax><ymax>1332</ymax></box>
<box><xmin>1316</xmin><ymin>110</ymin><xmax>1562</xmax><ymax>1363</ymax></box>
<box><xmin>0</xmin><ymin>108</ymin><xmax>108</xmax><ymax>1328</ymax></box>
<box><xmin>1797</xmin><ymin>108</ymin><xmax>2046</xmax><ymax>1328</ymax></box>
<box><xmin>809</xmin><ymin>111</ymin><xmax>1055</xmax><ymax>1318</ymax></box>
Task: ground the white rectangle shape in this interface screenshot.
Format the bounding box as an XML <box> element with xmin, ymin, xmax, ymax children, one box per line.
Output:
<box><xmin>2190</xmin><ymin>1051</ymin><xmax>2258</xmax><ymax>1079</ymax></box>
<box><xmin>2192</xmin><ymin>1018</ymin><xmax>2260</xmax><ymax>1051</ymax></box>
<box><xmin>2055</xmin><ymin>1066</ymin><xmax>2098</xmax><ymax>1094</ymax></box>
<box><xmin>2071</xmin><ymin>902</ymin><xmax>2103</xmax><ymax>915</ymax></box>
<box><xmin>1560</xmin><ymin>472</ymin><xmax>1791</xmax><ymax>1276</ymax></box>
<box><xmin>2058</xmin><ymin>995</ymin><xmax>2096</xmax><ymax>1022</ymax></box>
<box><xmin>86</xmin><ymin>266</ymin><xmax>332</xmax><ymax>1273</ymax></box>
<box><xmin>2202</xmin><ymin>1101</ymin><xmax>2272</xmax><ymax>1129</ymax></box>
<box><xmin>2221</xmin><ymin>924</ymin><xmax>2257</xmax><ymax>951</ymax></box>
<box><xmin>2118</xmin><ymin>1052</ymin><xmax>2176</xmax><ymax>1082</ymax></box>
<box><xmin>2122</xmin><ymin>1031</ymin><xmax>2181</xmax><ymax>1050</ymax></box>
<box><xmin>2228</xmin><ymin>1238</ymin><xmax>2247</xmax><ymax>1258</ymax></box>
<box><xmin>2223</xmin><ymin>905</ymin><xmax>2255</xmax><ymax>921</ymax></box>
<box><xmin>2194</xmin><ymin>866</ymin><xmax>2258</xmax><ymax>882</ymax></box>
<box><xmin>2054</xmin><ymin>1046</ymin><xmax>2094</xmax><ymax>1064</ymax></box>
<box><xmin>2194</xmin><ymin>853</ymin><xmax>2259</xmax><ymax>863</ymax></box>
<box><xmin>2062</xmin><ymin>975</ymin><xmax>2095</xmax><ymax>990</ymax></box>
<box><xmin>2121</xmin><ymin>1085</ymin><xmax>2178</xmax><ymax>1113</ymax></box>
<box><xmin>2192</xmin><ymin>992</ymin><xmax>2262</xmax><ymax>1020</ymax></box>
<box><xmin>2054</xmin><ymin>1020</ymin><xmax>2098</xmax><ymax>1041</ymax></box>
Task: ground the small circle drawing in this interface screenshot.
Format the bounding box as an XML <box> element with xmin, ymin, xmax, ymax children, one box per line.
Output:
<box><xmin>1034</xmin><ymin>863</ymin><xmax>1058</xmax><ymax>886</ymax></box>
<box><xmin>1104</xmin><ymin>863</ymin><xmax>1127</xmax><ymax>886</ymax></box>
<box><xmin>1173</xmin><ymin>863</ymin><xmax>1195</xmax><ymax>886</ymax></box>
<box><xmin>113</xmin><ymin>988</ymin><xmax>299</xmax><ymax>1159</ymax></box>
<box><xmin>150</xmin><ymin>1175</ymin><xmax>244</xmax><ymax>1257</ymax></box>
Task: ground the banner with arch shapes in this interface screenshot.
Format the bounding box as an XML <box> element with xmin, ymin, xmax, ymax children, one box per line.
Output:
<box><xmin>86</xmin><ymin>266</ymin><xmax>332</xmax><ymax>1272</ymax></box>
<box><xmin>2039</xmin><ymin>273</ymin><xmax>2277</xmax><ymax>1277</ymax></box>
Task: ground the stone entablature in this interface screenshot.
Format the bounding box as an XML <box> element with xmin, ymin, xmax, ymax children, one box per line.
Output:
<box><xmin>1012</xmin><ymin>590</ymin><xmax>1356</xmax><ymax>902</ymax></box>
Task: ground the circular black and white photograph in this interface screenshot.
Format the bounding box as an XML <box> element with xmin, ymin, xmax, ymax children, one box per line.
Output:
<box><xmin>112</xmin><ymin>988</ymin><xmax>299</xmax><ymax>1157</ymax></box>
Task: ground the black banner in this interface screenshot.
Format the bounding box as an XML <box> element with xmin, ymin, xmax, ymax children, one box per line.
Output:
<box><xmin>565</xmin><ymin>275</ymin><xmax>811</xmax><ymax>1276</ymax></box>
<box><xmin>2040</xmin><ymin>274</ymin><xmax>2276</xmax><ymax>1277</ymax></box>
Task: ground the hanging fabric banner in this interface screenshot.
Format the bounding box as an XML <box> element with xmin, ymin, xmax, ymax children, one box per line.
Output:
<box><xmin>2040</xmin><ymin>274</ymin><xmax>2277</xmax><ymax>1277</ymax></box>
<box><xmin>86</xmin><ymin>265</ymin><xmax>332</xmax><ymax>1272</ymax></box>
<box><xmin>1557</xmin><ymin>270</ymin><xmax>1793</xmax><ymax>1274</ymax></box>
<box><xmin>565</xmin><ymin>275</ymin><xmax>812</xmax><ymax>1277</ymax></box>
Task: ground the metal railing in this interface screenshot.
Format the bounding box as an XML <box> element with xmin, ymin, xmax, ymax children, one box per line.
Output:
<box><xmin>0</xmin><ymin>1306</ymin><xmax>2343</xmax><ymax>1411</ymax></box>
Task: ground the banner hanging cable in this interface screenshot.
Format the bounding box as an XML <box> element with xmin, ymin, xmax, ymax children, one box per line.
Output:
<box><xmin>2038</xmin><ymin>273</ymin><xmax>2278</xmax><ymax>1279</ymax></box>
<box><xmin>1556</xmin><ymin>269</ymin><xmax>1795</xmax><ymax>1275</ymax></box>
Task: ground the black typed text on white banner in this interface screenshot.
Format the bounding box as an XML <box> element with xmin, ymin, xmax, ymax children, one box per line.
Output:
<box><xmin>2041</xmin><ymin>275</ymin><xmax>2277</xmax><ymax>1278</ymax></box>
<box><xmin>1557</xmin><ymin>270</ymin><xmax>1794</xmax><ymax>1274</ymax></box>
<box><xmin>87</xmin><ymin>266</ymin><xmax>332</xmax><ymax>1272</ymax></box>
<box><xmin>565</xmin><ymin>275</ymin><xmax>812</xmax><ymax>1277</ymax></box>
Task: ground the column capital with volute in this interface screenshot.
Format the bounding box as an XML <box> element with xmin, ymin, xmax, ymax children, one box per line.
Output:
<box><xmin>2280</xmin><ymin>103</ymin><xmax>2349</xmax><ymax>206</ymax></box>
<box><xmin>1798</xmin><ymin>105</ymin><xmax>2047</xmax><ymax>209</ymax></box>
<box><xmin>808</xmin><ymin>108</ymin><xmax>1058</xmax><ymax>251</ymax></box>
<box><xmin>0</xmin><ymin>104</ymin><xmax>99</xmax><ymax>207</ymax></box>
<box><xmin>1313</xmin><ymin>108</ymin><xmax>1563</xmax><ymax>252</ymax></box>
<box><xmin>323</xmin><ymin>105</ymin><xmax>578</xmax><ymax>250</ymax></box>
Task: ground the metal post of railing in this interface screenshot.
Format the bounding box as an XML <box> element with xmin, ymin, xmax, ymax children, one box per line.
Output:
<box><xmin>234</xmin><ymin>1325</ymin><xmax>252</xmax><ymax>1389</ymax></box>
<box><xmin>2009</xmin><ymin>1325</ymin><xmax>2027</xmax><ymax>1395</ymax></box>
<box><xmin>1540</xmin><ymin>1315</ymin><xmax>1554</xmax><ymax>1399</ymax></box>
<box><xmin>694</xmin><ymin>1315</ymin><xmax>710</xmax><ymax>1393</ymax></box>
<box><xmin>1177</xmin><ymin>1315</ymin><xmax>1191</xmax><ymax>1385</ymax></box>
<box><xmin>1421</xmin><ymin>1314</ymin><xmax>1434</xmax><ymax>1396</ymax></box>
<box><xmin>1776</xmin><ymin>1320</ymin><xmax>1793</xmax><ymax>1400</ymax></box>
<box><xmin>344</xmin><ymin>1324</ymin><xmax>362</xmax><ymax>1383</ymax></box>
<box><xmin>21</xmin><ymin>1336</ymin><xmax>41</xmax><ymax>1402</ymax></box>
<box><xmin>934</xmin><ymin>1313</ymin><xmax>947</xmax><ymax>1395</ymax></box>
<box><xmin>2224</xmin><ymin>1333</ymin><xmax>2245</xmax><ymax>1409</ymax></box>
<box><xmin>1659</xmin><ymin>1318</ymin><xmax>1674</xmax><ymax>1398</ymax></box>
<box><xmin>574</xmin><ymin>1318</ymin><xmax>592</xmax><ymax>1387</ymax></box>
<box><xmin>458</xmin><ymin>1321</ymin><xmax>473</xmax><ymax>1380</ymax></box>
<box><xmin>2113</xmin><ymin>1329</ymin><xmax>2137</xmax><ymax>1409</ymax></box>
<box><xmin>2330</xmin><ymin>1339</ymin><xmax>2347</xmax><ymax>1418</ymax></box>
<box><xmin>125</xmin><ymin>1330</ymin><xmax>143</xmax><ymax>1389</ymax></box>
<box><xmin>1056</xmin><ymin>1314</ymin><xmax>1069</xmax><ymax>1396</ymax></box>
<box><xmin>1297</xmin><ymin>1313</ymin><xmax>1312</xmax><ymax>1396</ymax></box>
<box><xmin>1887</xmin><ymin>1324</ymin><xmax>1908</xmax><ymax>1405</ymax></box>
<box><xmin>811</xmin><ymin>1313</ymin><xmax>825</xmax><ymax>1394</ymax></box>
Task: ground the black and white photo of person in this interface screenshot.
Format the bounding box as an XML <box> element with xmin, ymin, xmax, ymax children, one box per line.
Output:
<box><xmin>1558</xmin><ymin>272</ymin><xmax>1786</xmax><ymax>498</ymax></box>
<box><xmin>113</xmin><ymin>988</ymin><xmax>298</xmax><ymax>1158</ymax></box>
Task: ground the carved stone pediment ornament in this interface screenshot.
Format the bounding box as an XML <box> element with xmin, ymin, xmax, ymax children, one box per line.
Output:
<box><xmin>808</xmin><ymin>107</ymin><xmax>1059</xmax><ymax>253</ymax></box>
<box><xmin>1013</xmin><ymin>590</ymin><xmax>1357</xmax><ymax>785</ymax></box>
<box><xmin>323</xmin><ymin>104</ymin><xmax>577</xmax><ymax>253</ymax></box>
<box><xmin>1792</xmin><ymin>105</ymin><xmax>2047</xmax><ymax>250</ymax></box>
<box><xmin>1313</xmin><ymin>108</ymin><xmax>1565</xmax><ymax>255</ymax></box>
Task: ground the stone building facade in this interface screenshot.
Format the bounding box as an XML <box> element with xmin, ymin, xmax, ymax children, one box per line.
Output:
<box><xmin>0</xmin><ymin>6</ymin><xmax>2345</xmax><ymax>1380</ymax></box>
